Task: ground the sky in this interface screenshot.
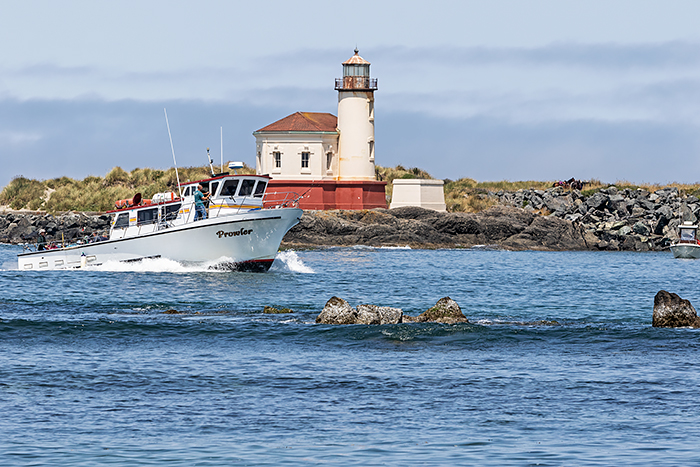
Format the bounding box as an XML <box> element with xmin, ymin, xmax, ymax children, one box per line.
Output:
<box><xmin>2</xmin><ymin>0</ymin><xmax>700</xmax><ymax>188</ymax></box>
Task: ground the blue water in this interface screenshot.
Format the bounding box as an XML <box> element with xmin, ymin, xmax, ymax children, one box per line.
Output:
<box><xmin>1</xmin><ymin>244</ymin><xmax>700</xmax><ymax>466</ymax></box>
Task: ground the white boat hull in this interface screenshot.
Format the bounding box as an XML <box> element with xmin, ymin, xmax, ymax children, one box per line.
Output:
<box><xmin>670</xmin><ymin>243</ymin><xmax>700</xmax><ymax>259</ymax></box>
<box><xmin>18</xmin><ymin>208</ymin><xmax>302</xmax><ymax>271</ymax></box>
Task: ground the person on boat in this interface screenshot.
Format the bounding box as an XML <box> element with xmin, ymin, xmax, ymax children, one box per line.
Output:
<box><xmin>37</xmin><ymin>229</ymin><xmax>47</xmax><ymax>251</ymax></box>
<box><xmin>89</xmin><ymin>232</ymin><xmax>105</xmax><ymax>243</ymax></box>
<box><xmin>194</xmin><ymin>184</ymin><xmax>210</xmax><ymax>221</ymax></box>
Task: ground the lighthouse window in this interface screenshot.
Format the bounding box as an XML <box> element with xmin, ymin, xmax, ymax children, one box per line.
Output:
<box><xmin>326</xmin><ymin>152</ymin><xmax>332</xmax><ymax>170</ymax></box>
<box><xmin>301</xmin><ymin>152</ymin><xmax>310</xmax><ymax>168</ymax></box>
<box><xmin>344</xmin><ymin>65</ymin><xmax>369</xmax><ymax>77</ymax></box>
<box><xmin>273</xmin><ymin>151</ymin><xmax>281</xmax><ymax>168</ymax></box>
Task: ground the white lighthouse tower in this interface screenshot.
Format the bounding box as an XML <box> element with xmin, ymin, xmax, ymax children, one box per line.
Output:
<box><xmin>335</xmin><ymin>49</ymin><xmax>377</xmax><ymax>180</ymax></box>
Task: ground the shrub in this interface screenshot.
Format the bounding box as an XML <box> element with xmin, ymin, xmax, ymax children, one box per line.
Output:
<box><xmin>0</xmin><ymin>176</ymin><xmax>46</xmax><ymax>210</ymax></box>
<box><xmin>105</xmin><ymin>166</ymin><xmax>129</xmax><ymax>185</ymax></box>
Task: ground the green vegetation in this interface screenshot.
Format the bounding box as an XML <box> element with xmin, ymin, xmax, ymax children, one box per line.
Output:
<box><xmin>0</xmin><ymin>164</ymin><xmax>254</xmax><ymax>213</ymax></box>
<box><xmin>2</xmin><ymin>163</ymin><xmax>698</xmax><ymax>214</ymax></box>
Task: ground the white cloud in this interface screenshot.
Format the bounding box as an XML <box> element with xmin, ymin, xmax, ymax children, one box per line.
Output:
<box><xmin>0</xmin><ymin>130</ymin><xmax>42</xmax><ymax>145</ymax></box>
<box><xmin>3</xmin><ymin>42</ymin><xmax>700</xmax><ymax>128</ymax></box>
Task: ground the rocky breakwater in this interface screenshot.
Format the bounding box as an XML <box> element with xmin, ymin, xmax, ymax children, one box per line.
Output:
<box><xmin>283</xmin><ymin>205</ymin><xmax>588</xmax><ymax>251</ymax></box>
<box><xmin>0</xmin><ymin>211</ymin><xmax>111</xmax><ymax>245</ymax></box>
<box><xmin>492</xmin><ymin>186</ymin><xmax>693</xmax><ymax>251</ymax></box>
<box><xmin>316</xmin><ymin>296</ymin><xmax>468</xmax><ymax>325</ymax></box>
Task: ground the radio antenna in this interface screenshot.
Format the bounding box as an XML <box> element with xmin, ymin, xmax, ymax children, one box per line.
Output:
<box><xmin>220</xmin><ymin>127</ymin><xmax>223</xmax><ymax>174</ymax></box>
<box><xmin>206</xmin><ymin>148</ymin><xmax>216</xmax><ymax>177</ymax></box>
<box><xmin>164</xmin><ymin>108</ymin><xmax>182</xmax><ymax>198</ymax></box>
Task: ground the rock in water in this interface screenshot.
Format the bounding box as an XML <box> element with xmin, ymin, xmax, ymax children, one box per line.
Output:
<box><xmin>263</xmin><ymin>306</ymin><xmax>293</xmax><ymax>314</ymax></box>
<box><xmin>652</xmin><ymin>290</ymin><xmax>700</xmax><ymax>328</ymax></box>
<box><xmin>316</xmin><ymin>296</ymin><xmax>357</xmax><ymax>324</ymax></box>
<box><xmin>414</xmin><ymin>297</ymin><xmax>468</xmax><ymax>324</ymax></box>
<box><xmin>356</xmin><ymin>304</ymin><xmax>403</xmax><ymax>324</ymax></box>
<box><xmin>355</xmin><ymin>305</ymin><xmax>381</xmax><ymax>324</ymax></box>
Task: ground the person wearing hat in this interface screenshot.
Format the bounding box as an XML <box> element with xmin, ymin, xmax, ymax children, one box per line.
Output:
<box><xmin>193</xmin><ymin>184</ymin><xmax>210</xmax><ymax>221</ymax></box>
<box><xmin>37</xmin><ymin>229</ymin><xmax>47</xmax><ymax>251</ymax></box>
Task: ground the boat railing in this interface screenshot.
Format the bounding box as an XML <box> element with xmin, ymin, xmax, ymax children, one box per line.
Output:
<box><xmin>21</xmin><ymin>234</ymin><xmax>107</xmax><ymax>252</ymax></box>
<box><xmin>262</xmin><ymin>190</ymin><xmax>302</xmax><ymax>209</ymax></box>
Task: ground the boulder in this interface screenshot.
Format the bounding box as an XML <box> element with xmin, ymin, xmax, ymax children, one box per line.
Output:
<box><xmin>586</xmin><ymin>192</ymin><xmax>609</xmax><ymax>211</ymax></box>
<box><xmin>680</xmin><ymin>203</ymin><xmax>697</xmax><ymax>224</ymax></box>
<box><xmin>316</xmin><ymin>296</ymin><xmax>357</xmax><ymax>324</ymax></box>
<box><xmin>356</xmin><ymin>304</ymin><xmax>403</xmax><ymax>324</ymax></box>
<box><xmin>263</xmin><ymin>306</ymin><xmax>293</xmax><ymax>314</ymax></box>
<box><xmin>412</xmin><ymin>297</ymin><xmax>468</xmax><ymax>324</ymax></box>
<box><xmin>632</xmin><ymin>221</ymin><xmax>650</xmax><ymax>236</ymax></box>
<box><xmin>652</xmin><ymin>290</ymin><xmax>700</xmax><ymax>328</ymax></box>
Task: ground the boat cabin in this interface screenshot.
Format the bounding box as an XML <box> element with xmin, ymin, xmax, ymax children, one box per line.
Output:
<box><xmin>678</xmin><ymin>221</ymin><xmax>699</xmax><ymax>244</ymax></box>
<box><xmin>108</xmin><ymin>174</ymin><xmax>273</xmax><ymax>240</ymax></box>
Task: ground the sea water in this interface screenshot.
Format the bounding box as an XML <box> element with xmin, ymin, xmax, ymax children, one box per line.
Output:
<box><xmin>1</xmin><ymin>243</ymin><xmax>700</xmax><ymax>466</ymax></box>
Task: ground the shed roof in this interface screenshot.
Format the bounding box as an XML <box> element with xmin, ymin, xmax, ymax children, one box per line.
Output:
<box><xmin>254</xmin><ymin>112</ymin><xmax>338</xmax><ymax>133</ymax></box>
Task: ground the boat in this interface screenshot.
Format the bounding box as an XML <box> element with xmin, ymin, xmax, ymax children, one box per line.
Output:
<box><xmin>670</xmin><ymin>221</ymin><xmax>700</xmax><ymax>259</ymax></box>
<box><xmin>17</xmin><ymin>172</ymin><xmax>303</xmax><ymax>271</ymax></box>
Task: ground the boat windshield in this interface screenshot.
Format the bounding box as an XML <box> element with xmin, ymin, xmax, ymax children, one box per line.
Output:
<box><xmin>680</xmin><ymin>228</ymin><xmax>696</xmax><ymax>242</ymax></box>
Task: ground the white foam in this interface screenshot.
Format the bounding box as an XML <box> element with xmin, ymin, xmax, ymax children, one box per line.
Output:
<box><xmin>272</xmin><ymin>250</ymin><xmax>314</xmax><ymax>273</ymax></box>
<box><xmin>93</xmin><ymin>257</ymin><xmax>207</xmax><ymax>273</ymax></box>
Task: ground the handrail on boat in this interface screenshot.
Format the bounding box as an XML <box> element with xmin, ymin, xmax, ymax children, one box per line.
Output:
<box><xmin>261</xmin><ymin>190</ymin><xmax>302</xmax><ymax>209</ymax></box>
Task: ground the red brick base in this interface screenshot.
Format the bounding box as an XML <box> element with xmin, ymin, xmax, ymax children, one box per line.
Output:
<box><xmin>266</xmin><ymin>180</ymin><xmax>387</xmax><ymax>210</ymax></box>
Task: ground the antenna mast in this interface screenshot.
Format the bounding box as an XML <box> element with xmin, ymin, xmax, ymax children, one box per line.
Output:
<box><xmin>206</xmin><ymin>148</ymin><xmax>216</xmax><ymax>177</ymax></box>
<box><xmin>220</xmin><ymin>127</ymin><xmax>223</xmax><ymax>174</ymax></box>
<box><xmin>163</xmin><ymin>108</ymin><xmax>182</xmax><ymax>198</ymax></box>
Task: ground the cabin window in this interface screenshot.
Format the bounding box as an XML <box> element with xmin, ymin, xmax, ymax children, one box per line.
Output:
<box><xmin>301</xmin><ymin>152</ymin><xmax>310</xmax><ymax>168</ymax></box>
<box><xmin>253</xmin><ymin>181</ymin><xmax>267</xmax><ymax>198</ymax></box>
<box><xmin>183</xmin><ymin>186</ymin><xmax>191</xmax><ymax>197</ymax></box>
<box><xmin>164</xmin><ymin>203</ymin><xmax>181</xmax><ymax>221</ymax></box>
<box><xmin>681</xmin><ymin>229</ymin><xmax>696</xmax><ymax>242</ymax></box>
<box><xmin>113</xmin><ymin>213</ymin><xmax>129</xmax><ymax>229</ymax></box>
<box><xmin>273</xmin><ymin>151</ymin><xmax>281</xmax><ymax>168</ymax></box>
<box><xmin>221</xmin><ymin>179</ymin><xmax>240</xmax><ymax>196</ymax></box>
<box><xmin>137</xmin><ymin>208</ymin><xmax>159</xmax><ymax>226</ymax></box>
<box><xmin>239</xmin><ymin>179</ymin><xmax>256</xmax><ymax>197</ymax></box>
<box><xmin>210</xmin><ymin>182</ymin><xmax>220</xmax><ymax>197</ymax></box>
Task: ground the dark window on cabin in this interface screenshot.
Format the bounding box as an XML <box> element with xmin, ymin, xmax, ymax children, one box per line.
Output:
<box><xmin>113</xmin><ymin>213</ymin><xmax>129</xmax><ymax>229</ymax></box>
<box><xmin>253</xmin><ymin>181</ymin><xmax>267</xmax><ymax>198</ymax></box>
<box><xmin>164</xmin><ymin>203</ymin><xmax>181</xmax><ymax>221</ymax></box>
<box><xmin>221</xmin><ymin>179</ymin><xmax>239</xmax><ymax>196</ymax></box>
<box><xmin>239</xmin><ymin>179</ymin><xmax>256</xmax><ymax>197</ymax></box>
<box><xmin>183</xmin><ymin>186</ymin><xmax>191</xmax><ymax>197</ymax></box>
<box><xmin>210</xmin><ymin>182</ymin><xmax>220</xmax><ymax>197</ymax></box>
<box><xmin>137</xmin><ymin>208</ymin><xmax>159</xmax><ymax>226</ymax></box>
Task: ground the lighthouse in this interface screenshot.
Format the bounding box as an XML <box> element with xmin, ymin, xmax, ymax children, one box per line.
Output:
<box><xmin>254</xmin><ymin>50</ymin><xmax>387</xmax><ymax>210</ymax></box>
<box><xmin>335</xmin><ymin>48</ymin><xmax>377</xmax><ymax>180</ymax></box>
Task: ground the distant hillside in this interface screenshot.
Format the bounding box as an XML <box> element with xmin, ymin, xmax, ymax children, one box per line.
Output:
<box><xmin>0</xmin><ymin>164</ymin><xmax>254</xmax><ymax>213</ymax></box>
<box><xmin>1</xmin><ymin>164</ymin><xmax>698</xmax><ymax>214</ymax></box>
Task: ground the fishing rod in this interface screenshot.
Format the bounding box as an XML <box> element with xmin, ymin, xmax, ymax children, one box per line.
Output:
<box><xmin>163</xmin><ymin>108</ymin><xmax>183</xmax><ymax>198</ymax></box>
